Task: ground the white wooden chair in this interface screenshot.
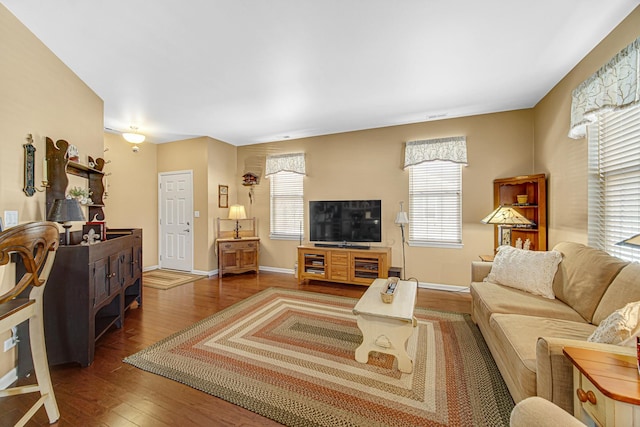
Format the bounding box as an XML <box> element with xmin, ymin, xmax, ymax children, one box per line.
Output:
<box><xmin>0</xmin><ymin>222</ymin><xmax>60</xmax><ymax>426</ymax></box>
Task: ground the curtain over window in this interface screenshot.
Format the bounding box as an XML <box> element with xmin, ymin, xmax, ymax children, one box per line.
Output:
<box><xmin>266</xmin><ymin>153</ymin><xmax>305</xmax><ymax>240</ymax></box>
<box><xmin>404</xmin><ymin>137</ymin><xmax>466</xmax><ymax>248</ymax></box>
<box><xmin>403</xmin><ymin>136</ymin><xmax>467</xmax><ymax>168</ymax></box>
<box><xmin>265</xmin><ymin>153</ymin><xmax>306</xmax><ymax>176</ymax></box>
<box><xmin>587</xmin><ymin>107</ymin><xmax>640</xmax><ymax>262</ymax></box>
<box><xmin>569</xmin><ymin>36</ymin><xmax>640</xmax><ymax>139</ymax></box>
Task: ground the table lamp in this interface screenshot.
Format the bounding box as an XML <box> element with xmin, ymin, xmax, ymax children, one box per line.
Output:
<box><xmin>47</xmin><ymin>198</ymin><xmax>86</xmax><ymax>245</ymax></box>
<box><xmin>481</xmin><ymin>206</ymin><xmax>533</xmax><ymax>247</ymax></box>
<box><xmin>616</xmin><ymin>233</ymin><xmax>640</xmax><ymax>248</ymax></box>
<box><xmin>228</xmin><ymin>204</ymin><xmax>247</xmax><ymax>239</ymax></box>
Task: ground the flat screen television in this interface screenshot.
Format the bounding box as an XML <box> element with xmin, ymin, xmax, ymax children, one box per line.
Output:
<box><xmin>309</xmin><ymin>200</ymin><xmax>382</xmax><ymax>244</ymax></box>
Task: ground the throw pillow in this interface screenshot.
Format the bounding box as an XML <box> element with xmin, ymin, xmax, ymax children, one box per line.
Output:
<box><xmin>485</xmin><ymin>245</ymin><xmax>562</xmax><ymax>299</ymax></box>
<box><xmin>588</xmin><ymin>301</ymin><xmax>640</xmax><ymax>347</ymax></box>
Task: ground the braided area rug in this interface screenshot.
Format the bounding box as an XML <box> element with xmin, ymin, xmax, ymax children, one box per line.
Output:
<box><xmin>142</xmin><ymin>269</ymin><xmax>205</xmax><ymax>290</ymax></box>
<box><xmin>124</xmin><ymin>288</ymin><xmax>513</xmax><ymax>426</ymax></box>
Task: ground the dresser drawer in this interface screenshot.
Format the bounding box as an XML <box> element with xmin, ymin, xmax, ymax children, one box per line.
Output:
<box><xmin>577</xmin><ymin>374</ymin><xmax>607</xmax><ymax>425</ymax></box>
<box><xmin>331</xmin><ymin>253</ymin><xmax>348</xmax><ymax>265</ymax></box>
<box><xmin>221</xmin><ymin>240</ymin><xmax>258</xmax><ymax>251</ymax></box>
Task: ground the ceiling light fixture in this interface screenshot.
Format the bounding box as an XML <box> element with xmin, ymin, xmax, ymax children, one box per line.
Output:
<box><xmin>122</xmin><ymin>126</ymin><xmax>145</xmax><ymax>144</ymax></box>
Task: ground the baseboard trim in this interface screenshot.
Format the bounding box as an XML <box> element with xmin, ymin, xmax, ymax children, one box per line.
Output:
<box><xmin>144</xmin><ymin>264</ymin><xmax>468</xmax><ymax>292</ymax></box>
<box><xmin>417</xmin><ymin>282</ymin><xmax>470</xmax><ymax>293</ymax></box>
<box><xmin>0</xmin><ymin>367</ymin><xmax>17</xmax><ymax>390</ymax></box>
<box><xmin>259</xmin><ymin>266</ymin><xmax>295</xmax><ymax>275</ymax></box>
<box><xmin>193</xmin><ymin>268</ymin><xmax>217</xmax><ymax>277</ymax></box>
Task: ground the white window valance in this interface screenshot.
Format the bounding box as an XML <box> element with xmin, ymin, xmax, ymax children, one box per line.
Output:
<box><xmin>403</xmin><ymin>136</ymin><xmax>467</xmax><ymax>169</ymax></box>
<box><xmin>265</xmin><ymin>153</ymin><xmax>306</xmax><ymax>177</ymax></box>
<box><xmin>569</xmin><ymin>36</ymin><xmax>640</xmax><ymax>139</ymax></box>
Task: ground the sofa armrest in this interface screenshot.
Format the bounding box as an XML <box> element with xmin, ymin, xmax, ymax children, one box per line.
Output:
<box><xmin>471</xmin><ymin>261</ymin><xmax>492</xmax><ymax>282</ymax></box>
<box><xmin>536</xmin><ymin>336</ymin><xmax>634</xmax><ymax>413</ymax></box>
<box><xmin>510</xmin><ymin>397</ymin><xmax>586</xmax><ymax>427</ymax></box>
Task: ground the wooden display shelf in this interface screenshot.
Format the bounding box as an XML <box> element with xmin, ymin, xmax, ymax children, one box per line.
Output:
<box><xmin>492</xmin><ymin>173</ymin><xmax>547</xmax><ymax>250</ymax></box>
<box><xmin>297</xmin><ymin>245</ymin><xmax>391</xmax><ymax>286</ymax></box>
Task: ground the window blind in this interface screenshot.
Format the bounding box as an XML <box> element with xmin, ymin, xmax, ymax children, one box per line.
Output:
<box><xmin>588</xmin><ymin>106</ymin><xmax>640</xmax><ymax>262</ymax></box>
<box><xmin>270</xmin><ymin>171</ymin><xmax>304</xmax><ymax>240</ymax></box>
<box><xmin>409</xmin><ymin>160</ymin><xmax>462</xmax><ymax>247</ymax></box>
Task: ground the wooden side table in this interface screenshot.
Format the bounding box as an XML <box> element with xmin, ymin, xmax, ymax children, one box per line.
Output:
<box><xmin>217</xmin><ymin>237</ymin><xmax>260</xmax><ymax>277</ymax></box>
<box><xmin>352</xmin><ymin>278</ymin><xmax>417</xmax><ymax>373</ymax></box>
<box><xmin>563</xmin><ymin>346</ymin><xmax>640</xmax><ymax>426</ymax></box>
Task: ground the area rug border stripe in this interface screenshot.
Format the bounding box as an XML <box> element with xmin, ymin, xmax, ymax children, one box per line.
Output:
<box><xmin>124</xmin><ymin>287</ymin><xmax>513</xmax><ymax>426</ymax></box>
<box><xmin>142</xmin><ymin>269</ymin><xmax>205</xmax><ymax>290</ymax></box>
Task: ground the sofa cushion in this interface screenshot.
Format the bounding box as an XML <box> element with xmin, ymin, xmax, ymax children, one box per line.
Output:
<box><xmin>489</xmin><ymin>314</ymin><xmax>596</xmax><ymax>400</ymax></box>
<box><xmin>588</xmin><ymin>300</ymin><xmax>640</xmax><ymax>346</ymax></box>
<box><xmin>593</xmin><ymin>263</ymin><xmax>640</xmax><ymax>325</ymax></box>
<box><xmin>485</xmin><ymin>245</ymin><xmax>562</xmax><ymax>299</ymax></box>
<box><xmin>471</xmin><ymin>281</ymin><xmax>586</xmax><ymax>324</ymax></box>
<box><xmin>552</xmin><ymin>242</ymin><xmax>628</xmax><ymax>323</ymax></box>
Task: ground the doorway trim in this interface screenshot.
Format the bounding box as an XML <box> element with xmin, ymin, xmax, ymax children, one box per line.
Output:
<box><xmin>158</xmin><ymin>170</ymin><xmax>194</xmax><ymax>272</ymax></box>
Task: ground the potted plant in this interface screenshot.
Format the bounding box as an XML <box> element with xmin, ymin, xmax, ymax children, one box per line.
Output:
<box><xmin>67</xmin><ymin>186</ymin><xmax>93</xmax><ymax>205</ymax></box>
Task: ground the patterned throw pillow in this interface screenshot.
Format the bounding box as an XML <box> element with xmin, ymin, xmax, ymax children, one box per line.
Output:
<box><xmin>485</xmin><ymin>245</ymin><xmax>562</xmax><ymax>299</ymax></box>
<box><xmin>588</xmin><ymin>301</ymin><xmax>640</xmax><ymax>347</ymax></box>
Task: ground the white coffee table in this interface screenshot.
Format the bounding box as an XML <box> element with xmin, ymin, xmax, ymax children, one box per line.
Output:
<box><xmin>352</xmin><ymin>278</ymin><xmax>418</xmax><ymax>373</ymax></box>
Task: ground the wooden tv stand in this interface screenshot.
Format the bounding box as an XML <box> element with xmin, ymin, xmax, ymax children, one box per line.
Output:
<box><xmin>297</xmin><ymin>245</ymin><xmax>391</xmax><ymax>286</ymax></box>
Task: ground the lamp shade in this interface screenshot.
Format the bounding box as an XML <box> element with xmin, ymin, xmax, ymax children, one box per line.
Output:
<box><xmin>47</xmin><ymin>198</ymin><xmax>85</xmax><ymax>223</ymax></box>
<box><xmin>395</xmin><ymin>211</ymin><xmax>409</xmax><ymax>225</ymax></box>
<box><xmin>616</xmin><ymin>233</ymin><xmax>640</xmax><ymax>248</ymax></box>
<box><xmin>228</xmin><ymin>205</ymin><xmax>247</xmax><ymax>220</ymax></box>
<box><xmin>481</xmin><ymin>206</ymin><xmax>533</xmax><ymax>225</ymax></box>
<box><xmin>122</xmin><ymin>132</ymin><xmax>145</xmax><ymax>144</ymax></box>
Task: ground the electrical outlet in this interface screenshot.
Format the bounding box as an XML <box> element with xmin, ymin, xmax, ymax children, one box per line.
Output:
<box><xmin>4</xmin><ymin>211</ymin><xmax>18</xmax><ymax>229</ymax></box>
<box><xmin>3</xmin><ymin>337</ymin><xmax>16</xmax><ymax>352</ymax></box>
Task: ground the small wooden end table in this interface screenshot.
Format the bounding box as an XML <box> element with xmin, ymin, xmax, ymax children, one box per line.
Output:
<box><xmin>352</xmin><ymin>278</ymin><xmax>417</xmax><ymax>373</ymax></box>
<box><xmin>563</xmin><ymin>346</ymin><xmax>640</xmax><ymax>426</ymax></box>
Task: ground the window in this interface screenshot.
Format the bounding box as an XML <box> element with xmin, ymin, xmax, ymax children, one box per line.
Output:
<box><xmin>269</xmin><ymin>171</ymin><xmax>304</xmax><ymax>240</ymax></box>
<box><xmin>409</xmin><ymin>160</ymin><xmax>462</xmax><ymax>247</ymax></box>
<box><xmin>588</xmin><ymin>106</ymin><xmax>640</xmax><ymax>262</ymax></box>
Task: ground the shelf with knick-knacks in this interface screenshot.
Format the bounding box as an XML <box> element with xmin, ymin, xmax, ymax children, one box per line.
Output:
<box><xmin>492</xmin><ymin>173</ymin><xmax>547</xmax><ymax>251</ymax></box>
<box><xmin>45</xmin><ymin>137</ymin><xmax>107</xmax><ymax>222</ymax></box>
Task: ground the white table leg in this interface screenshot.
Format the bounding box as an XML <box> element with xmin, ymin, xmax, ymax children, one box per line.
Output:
<box><xmin>355</xmin><ymin>314</ymin><xmax>416</xmax><ymax>373</ymax></box>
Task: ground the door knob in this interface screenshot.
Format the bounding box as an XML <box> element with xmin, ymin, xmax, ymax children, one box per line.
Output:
<box><xmin>184</xmin><ymin>229</ymin><xmax>190</xmax><ymax>232</ymax></box>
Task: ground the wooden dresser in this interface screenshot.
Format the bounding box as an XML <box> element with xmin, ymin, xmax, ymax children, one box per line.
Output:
<box><xmin>18</xmin><ymin>229</ymin><xmax>143</xmax><ymax>369</ymax></box>
<box><xmin>216</xmin><ymin>217</ymin><xmax>259</xmax><ymax>278</ymax></box>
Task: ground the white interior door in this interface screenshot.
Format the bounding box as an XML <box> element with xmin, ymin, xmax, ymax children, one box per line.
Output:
<box><xmin>159</xmin><ymin>171</ymin><xmax>193</xmax><ymax>271</ymax></box>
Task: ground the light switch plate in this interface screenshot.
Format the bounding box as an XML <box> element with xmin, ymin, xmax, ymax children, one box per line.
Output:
<box><xmin>194</xmin><ymin>211</ymin><xmax>200</xmax><ymax>218</ymax></box>
<box><xmin>4</xmin><ymin>211</ymin><xmax>18</xmax><ymax>228</ymax></box>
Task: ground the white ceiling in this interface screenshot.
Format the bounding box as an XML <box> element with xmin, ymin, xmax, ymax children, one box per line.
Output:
<box><xmin>4</xmin><ymin>1</ymin><xmax>639</xmax><ymax>145</ymax></box>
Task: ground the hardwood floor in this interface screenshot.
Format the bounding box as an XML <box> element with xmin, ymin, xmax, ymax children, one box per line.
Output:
<box><xmin>2</xmin><ymin>272</ymin><xmax>471</xmax><ymax>427</ymax></box>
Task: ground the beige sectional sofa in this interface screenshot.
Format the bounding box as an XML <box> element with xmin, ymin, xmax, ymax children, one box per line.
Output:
<box><xmin>470</xmin><ymin>242</ymin><xmax>640</xmax><ymax>412</ymax></box>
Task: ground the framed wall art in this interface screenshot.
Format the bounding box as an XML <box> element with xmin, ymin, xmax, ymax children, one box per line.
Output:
<box><xmin>218</xmin><ymin>185</ymin><xmax>228</xmax><ymax>208</ymax></box>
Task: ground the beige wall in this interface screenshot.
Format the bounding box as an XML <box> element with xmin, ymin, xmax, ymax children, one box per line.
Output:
<box><xmin>207</xmin><ymin>138</ymin><xmax>238</xmax><ymax>270</ymax></box>
<box><xmin>103</xmin><ymin>133</ymin><xmax>159</xmax><ymax>268</ymax></box>
<box><xmin>0</xmin><ymin>4</ymin><xmax>103</xmax><ymax>381</ymax></box>
<box><xmin>534</xmin><ymin>6</ymin><xmax>640</xmax><ymax>247</ymax></box>
<box><xmin>155</xmin><ymin>136</ymin><xmax>236</xmax><ymax>272</ymax></box>
<box><xmin>157</xmin><ymin>138</ymin><xmax>208</xmax><ymax>271</ymax></box>
<box><xmin>237</xmin><ymin>109</ymin><xmax>535</xmax><ymax>286</ymax></box>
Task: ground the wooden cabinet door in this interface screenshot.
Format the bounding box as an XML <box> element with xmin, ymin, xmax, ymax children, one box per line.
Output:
<box><xmin>220</xmin><ymin>247</ymin><xmax>241</xmax><ymax>270</ymax></box>
<box><xmin>299</xmin><ymin>249</ymin><xmax>327</xmax><ymax>280</ymax></box>
<box><xmin>121</xmin><ymin>247</ymin><xmax>135</xmax><ymax>285</ymax></box>
<box><xmin>91</xmin><ymin>257</ymin><xmax>109</xmax><ymax>307</ymax></box>
<box><xmin>350</xmin><ymin>253</ymin><xmax>385</xmax><ymax>285</ymax></box>
<box><xmin>240</xmin><ymin>248</ymin><xmax>257</xmax><ymax>268</ymax></box>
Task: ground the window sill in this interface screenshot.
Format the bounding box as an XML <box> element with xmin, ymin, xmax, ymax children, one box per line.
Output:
<box><xmin>408</xmin><ymin>241</ymin><xmax>463</xmax><ymax>249</ymax></box>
